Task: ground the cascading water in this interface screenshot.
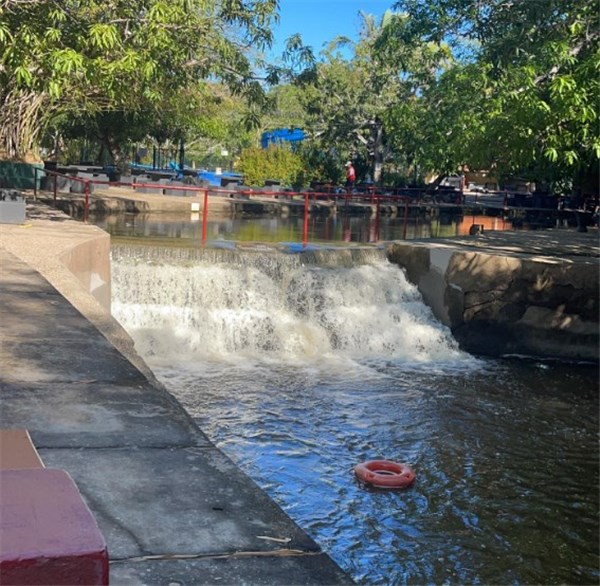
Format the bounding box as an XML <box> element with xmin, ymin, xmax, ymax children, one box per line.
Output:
<box><xmin>111</xmin><ymin>245</ymin><xmax>471</xmax><ymax>367</ymax></box>
<box><xmin>111</xmin><ymin>243</ymin><xmax>599</xmax><ymax>586</ymax></box>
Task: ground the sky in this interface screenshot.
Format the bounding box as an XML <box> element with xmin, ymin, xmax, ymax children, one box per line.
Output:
<box><xmin>269</xmin><ymin>0</ymin><xmax>394</xmax><ymax>59</ymax></box>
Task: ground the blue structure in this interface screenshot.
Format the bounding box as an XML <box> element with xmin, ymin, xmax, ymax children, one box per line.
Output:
<box><xmin>260</xmin><ymin>128</ymin><xmax>305</xmax><ymax>149</ymax></box>
<box><xmin>197</xmin><ymin>170</ymin><xmax>243</xmax><ymax>186</ymax></box>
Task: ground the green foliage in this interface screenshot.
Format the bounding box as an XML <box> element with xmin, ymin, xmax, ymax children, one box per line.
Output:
<box><xmin>0</xmin><ymin>0</ymin><xmax>279</xmax><ymax>160</ymax></box>
<box><xmin>238</xmin><ymin>144</ymin><xmax>304</xmax><ymax>188</ymax></box>
<box><xmin>389</xmin><ymin>0</ymin><xmax>600</xmax><ymax>192</ymax></box>
<box><xmin>270</xmin><ymin>0</ymin><xmax>598</xmax><ymax>194</ymax></box>
<box><xmin>293</xmin><ymin>10</ymin><xmax>454</xmax><ymax>184</ymax></box>
<box><xmin>295</xmin><ymin>143</ymin><xmax>344</xmax><ymax>185</ymax></box>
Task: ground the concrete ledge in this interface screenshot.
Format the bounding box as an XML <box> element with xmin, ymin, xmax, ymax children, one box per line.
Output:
<box><xmin>58</xmin><ymin>230</ymin><xmax>111</xmax><ymax>313</ymax></box>
<box><xmin>0</xmin><ymin>215</ymin><xmax>158</xmax><ymax>384</ymax></box>
<box><xmin>110</xmin><ymin>553</ymin><xmax>352</xmax><ymax>585</ymax></box>
<box><xmin>38</xmin><ymin>447</ymin><xmax>328</xmax><ymax>560</ymax></box>
<box><xmin>386</xmin><ymin>230</ymin><xmax>600</xmax><ymax>361</ymax></box>
<box><xmin>0</xmin><ymin>468</ymin><xmax>108</xmax><ymax>585</ymax></box>
<box><xmin>0</xmin><ymin>429</ymin><xmax>45</xmax><ymax>469</ymax></box>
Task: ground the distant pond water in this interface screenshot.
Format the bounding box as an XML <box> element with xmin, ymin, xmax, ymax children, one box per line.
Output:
<box><xmin>93</xmin><ymin>210</ymin><xmax>526</xmax><ymax>246</ymax></box>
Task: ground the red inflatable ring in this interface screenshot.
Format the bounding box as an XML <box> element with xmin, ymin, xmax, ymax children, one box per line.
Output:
<box><xmin>354</xmin><ymin>460</ymin><xmax>415</xmax><ymax>489</ymax></box>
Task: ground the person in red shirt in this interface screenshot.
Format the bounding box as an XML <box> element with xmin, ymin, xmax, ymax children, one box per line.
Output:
<box><xmin>345</xmin><ymin>161</ymin><xmax>356</xmax><ymax>193</ymax></box>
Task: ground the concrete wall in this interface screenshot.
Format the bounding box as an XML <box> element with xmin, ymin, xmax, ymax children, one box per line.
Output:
<box><xmin>386</xmin><ymin>241</ymin><xmax>599</xmax><ymax>362</ymax></box>
<box><xmin>0</xmin><ymin>214</ymin><xmax>160</xmax><ymax>384</ymax></box>
<box><xmin>59</xmin><ymin>231</ymin><xmax>111</xmax><ymax>313</ymax></box>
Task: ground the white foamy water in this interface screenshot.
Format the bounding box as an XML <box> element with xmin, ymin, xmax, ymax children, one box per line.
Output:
<box><xmin>111</xmin><ymin>248</ymin><xmax>472</xmax><ymax>370</ymax></box>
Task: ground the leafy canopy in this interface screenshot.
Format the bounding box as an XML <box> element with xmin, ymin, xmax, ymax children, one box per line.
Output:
<box><xmin>0</xmin><ymin>0</ymin><xmax>280</xmax><ymax>159</ymax></box>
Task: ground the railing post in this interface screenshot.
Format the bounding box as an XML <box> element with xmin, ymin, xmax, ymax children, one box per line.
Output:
<box><xmin>374</xmin><ymin>193</ymin><xmax>380</xmax><ymax>242</ymax></box>
<box><xmin>53</xmin><ymin>174</ymin><xmax>57</xmax><ymax>206</ymax></box>
<box><xmin>303</xmin><ymin>192</ymin><xmax>309</xmax><ymax>248</ymax></box>
<box><xmin>201</xmin><ymin>189</ymin><xmax>208</xmax><ymax>246</ymax></box>
<box><xmin>84</xmin><ymin>181</ymin><xmax>90</xmax><ymax>223</ymax></box>
<box><xmin>403</xmin><ymin>198</ymin><xmax>409</xmax><ymax>240</ymax></box>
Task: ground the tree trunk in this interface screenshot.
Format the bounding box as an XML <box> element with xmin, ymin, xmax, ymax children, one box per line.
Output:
<box><xmin>372</xmin><ymin>123</ymin><xmax>384</xmax><ymax>184</ymax></box>
<box><xmin>102</xmin><ymin>132</ymin><xmax>130</xmax><ymax>176</ymax></box>
<box><xmin>0</xmin><ymin>90</ymin><xmax>48</xmax><ymax>162</ymax></box>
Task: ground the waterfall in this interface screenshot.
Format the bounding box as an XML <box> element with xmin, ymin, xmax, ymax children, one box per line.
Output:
<box><xmin>111</xmin><ymin>244</ymin><xmax>469</xmax><ymax>366</ymax></box>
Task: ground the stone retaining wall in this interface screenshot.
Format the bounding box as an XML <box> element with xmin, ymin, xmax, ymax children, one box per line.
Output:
<box><xmin>386</xmin><ymin>240</ymin><xmax>599</xmax><ymax>362</ymax></box>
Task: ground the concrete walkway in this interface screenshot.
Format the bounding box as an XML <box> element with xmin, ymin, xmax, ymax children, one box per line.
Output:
<box><xmin>0</xmin><ymin>213</ymin><xmax>351</xmax><ymax>584</ymax></box>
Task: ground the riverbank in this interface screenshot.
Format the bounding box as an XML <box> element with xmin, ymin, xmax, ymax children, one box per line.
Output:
<box><xmin>33</xmin><ymin>183</ymin><xmax>588</xmax><ymax>225</ymax></box>
<box><xmin>0</xmin><ymin>205</ymin><xmax>352</xmax><ymax>585</ymax></box>
<box><xmin>386</xmin><ymin>229</ymin><xmax>599</xmax><ymax>362</ymax></box>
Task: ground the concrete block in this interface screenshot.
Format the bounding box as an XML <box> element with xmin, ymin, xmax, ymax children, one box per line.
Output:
<box><xmin>136</xmin><ymin>185</ymin><xmax>164</xmax><ymax>195</ymax></box>
<box><xmin>164</xmin><ymin>181</ymin><xmax>189</xmax><ymax>196</ymax></box>
<box><xmin>0</xmin><ymin>200</ymin><xmax>26</xmax><ymax>224</ymax></box>
<box><xmin>40</xmin><ymin>175</ymin><xmax>71</xmax><ymax>193</ymax></box>
<box><xmin>69</xmin><ymin>178</ymin><xmax>94</xmax><ymax>194</ymax></box>
<box><xmin>0</xmin><ymin>429</ymin><xmax>45</xmax><ymax>469</ymax></box>
<box><xmin>0</xmin><ymin>468</ymin><xmax>108</xmax><ymax>585</ymax></box>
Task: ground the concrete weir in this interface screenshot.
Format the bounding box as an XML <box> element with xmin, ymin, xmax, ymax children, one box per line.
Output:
<box><xmin>0</xmin><ymin>209</ymin><xmax>352</xmax><ymax>585</ymax></box>
<box><xmin>386</xmin><ymin>230</ymin><xmax>599</xmax><ymax>362</ymax></box>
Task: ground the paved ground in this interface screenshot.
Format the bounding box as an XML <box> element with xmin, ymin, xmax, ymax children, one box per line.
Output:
<box><xmin>0</xmin><ymin>207</ymin><xmax>352</xmax><ymax>584</ymax></box>
<box><xmin>404</xmin><ymin>228</ymin><xmax>599</xmax><ymax>263</ymax></box>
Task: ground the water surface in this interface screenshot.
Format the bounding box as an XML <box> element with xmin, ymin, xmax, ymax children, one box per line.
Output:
<box><xmin>111</xmin><ymin>244</ymin><xmax>599</xmax><ymax>585</ymax></box>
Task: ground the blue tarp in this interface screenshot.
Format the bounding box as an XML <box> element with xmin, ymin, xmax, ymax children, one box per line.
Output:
<box><xmin>261</xmin><ymin>128</ymin><xmax>305</xmax><ymax>149</ymax></box>
<box><xmin>197</xmin><ymin>170</ymin><xmax>243</xmax><ymax>186</ymax></box>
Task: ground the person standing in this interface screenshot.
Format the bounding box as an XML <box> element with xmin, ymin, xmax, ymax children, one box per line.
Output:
<box><xmin>344</xmin><ymin>161</ymin><xmax>356</xmax><ymax>193</ymax></box>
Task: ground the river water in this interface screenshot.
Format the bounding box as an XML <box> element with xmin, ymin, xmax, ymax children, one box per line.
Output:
<box><xmin>95</xmin><ymin>210</ymin><xmax>514</xmax><ymax>245</ymax></box>
<box><xmin>109</xmin><ymin>243</ymin><xmax>598</xmax><ymax>586</ymax></box>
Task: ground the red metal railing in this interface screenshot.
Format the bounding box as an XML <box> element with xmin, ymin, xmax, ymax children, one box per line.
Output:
<box><xmin>32</xmin><ymin>168</ymin><xmax>414</xmax><ymax>247</ymax></box>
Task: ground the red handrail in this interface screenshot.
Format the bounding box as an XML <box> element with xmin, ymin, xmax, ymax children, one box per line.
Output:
<box><xmin>201</xmin><ymin>189</ymin><xmax>208</xmax><ymax>246</ymax></box>
<box><xmin>34</xmin><ymin>167</ymin><xmax>92</xmax><ymax>222</ymax></box>
<box><xmin>303</xmin><ymin>193</ymin><xmax>309</xmax><ymax>248</ymax></box>
<box><xmin>32</xmin><ymin>168</ymin><xmax>417</xmax><ymax>246</ymax></box>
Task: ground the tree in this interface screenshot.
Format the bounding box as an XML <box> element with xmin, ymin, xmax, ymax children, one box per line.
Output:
<box><xmin>391</xmin><ymin>0</ymin><xmax>600</xmax><ymax>193</ymax></box>
<box><xmin>297</xmin><ymin>10</ymin><xmax>450</xmax><ymax>185</ymax></box>
<box><xmin>261</xmin><ymin>84</ymin><xmax>309</xmax><ymax>134</ymax></box>
<box><xmin>0</xmin><ymin>0</ymin><xmax>279</xmax><ymax>161</ymax></box>
<box><xmin>51</xmin><ymin>81</ymin><xmax>250</xmax><ymax>171</ymax></box>
<box><xmin>238</xmin><ymin>143</ymin><xmax>304</xmax><ymax>187</ymax></box>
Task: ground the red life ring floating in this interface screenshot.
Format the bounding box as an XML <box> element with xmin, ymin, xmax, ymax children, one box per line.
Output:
<box><xmin>354</xmin><ymin>460</ymin><xmax>415</xmax><ymax>489</ymax></box>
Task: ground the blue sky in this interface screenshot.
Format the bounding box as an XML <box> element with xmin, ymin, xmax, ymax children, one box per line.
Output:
<box><xmin>270</xmin><ymin>0</ymin><xmax>394</xmax><ymax>59</ymax></box>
